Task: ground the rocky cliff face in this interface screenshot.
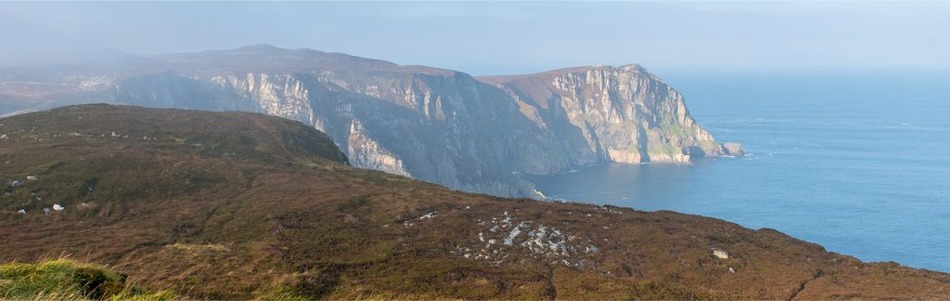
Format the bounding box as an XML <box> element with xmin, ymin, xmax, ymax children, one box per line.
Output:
<box><xmin>0</xmin><ymin>45</ymin><xmax>742</xmax><ymax>197</ymax></box>
<box><xmin>482</xmin><ymin>65</ymin><xmax>742</xmax><ymax>168</ymax></box>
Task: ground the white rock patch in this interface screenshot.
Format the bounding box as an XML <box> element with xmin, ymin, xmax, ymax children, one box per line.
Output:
<box><xmin>460</xmin><ymin>210</ymin><xmax>600</xmax><ymax>269</ymax></box>
<box><xmin>418</xmin><ymin>211</ymin><xmax>438</xmax><ymax>220</ymax></box>
<box><xmin>712</xmin><ymin>249</ymin><xmax>729</xmax><ymax>259</ymax></box>
<box><xmin>504</xmin><ymin>222</ymin><xmax>525</xmax><ymax>246</ymax></box>
<box><xmin>404</xmin><ymin>211</ymin><xmax>439</xmax><ymax>227</ymax></box>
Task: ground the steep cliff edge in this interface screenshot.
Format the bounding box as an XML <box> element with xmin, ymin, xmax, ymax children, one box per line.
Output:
<box><xmin>0</xmin><ymin>46</ymin><xmax>742</xmax><ymax>197</ymax></box>
<box><xmin>481</xmin><ymin>64</ymin><xmax>743</xmax><ymax>166</ymax></box>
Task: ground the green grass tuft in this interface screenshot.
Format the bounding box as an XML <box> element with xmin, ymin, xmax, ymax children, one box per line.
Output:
<box><xmin>0</xmin><ymin>259</ymin><xmax>175</xmax><ymax>301</ymax></box>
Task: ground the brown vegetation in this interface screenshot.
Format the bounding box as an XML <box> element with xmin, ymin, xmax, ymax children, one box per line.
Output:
<box><xmin>1</xmin><ymin>104</ymin><xmax>947</xmax><ymax>299</ymax></box>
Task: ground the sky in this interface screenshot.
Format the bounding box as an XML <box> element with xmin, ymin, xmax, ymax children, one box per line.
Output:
<box><xmin>1</xmin><ymin>1</ymin><xmax>948</xmax><ymax>75</ymax></box>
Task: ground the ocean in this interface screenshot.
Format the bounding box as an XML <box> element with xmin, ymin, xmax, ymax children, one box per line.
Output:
<box><xmin>526</xmin><ymin>72</ymin><xmax>950</xmax><ymax>273</ymax></box>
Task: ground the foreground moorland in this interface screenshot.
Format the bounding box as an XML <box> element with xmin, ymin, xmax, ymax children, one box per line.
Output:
<box><xmin>1</xmin><ymin>104</ymin><xmax>948</xmax><ymax>300</ymax></box>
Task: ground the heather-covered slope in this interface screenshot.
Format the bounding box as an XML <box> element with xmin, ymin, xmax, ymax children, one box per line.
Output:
<box><xmin>0</xmin><ymin>105</ymin><xmax>945</xmax><ymax>300</ymax></box>
<box><xmin>0</xmin><ymin>46</ymin><xmax>741</xmax><ymax>198</ymax></box>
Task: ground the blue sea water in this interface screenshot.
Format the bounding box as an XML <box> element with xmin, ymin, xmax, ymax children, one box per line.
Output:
<box><xmin>526</xmin><ymin>72</ymin><xmax>950</xmax><ymax>273</ymax></box>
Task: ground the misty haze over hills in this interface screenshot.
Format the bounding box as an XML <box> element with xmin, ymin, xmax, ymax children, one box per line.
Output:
<box><xmin>1</xmin><ymin>2</ymin><xmax>948</xmax><ymax>74</ymax></box>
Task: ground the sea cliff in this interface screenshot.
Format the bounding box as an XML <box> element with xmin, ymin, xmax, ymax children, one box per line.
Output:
<box><xmin>0</xmin><ymin>45</ymin><xmax>743</xmax><ymax>197</ymax></box>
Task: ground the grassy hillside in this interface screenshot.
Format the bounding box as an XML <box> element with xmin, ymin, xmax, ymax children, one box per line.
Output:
<box><xmin>1</xmin><ymin>104</ymin><xmax>947</xmax><ymax>300</ymax></box>
<box><xmin>0</xmin><ymin>258</ymin><xmax>173</xmax><ymax>300</ymax></box>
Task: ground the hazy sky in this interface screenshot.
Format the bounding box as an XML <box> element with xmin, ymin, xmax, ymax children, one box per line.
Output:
<box><xmin>1</xmin><ymin>1</ymin><xmax>948</xmax><ymax>75</ymax></box>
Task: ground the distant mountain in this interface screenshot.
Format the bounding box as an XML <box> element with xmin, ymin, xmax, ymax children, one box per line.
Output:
<box><xmin>0</xmin><ymin>105</ymin><xmax>945</xmax><ymax>299</ymax></box>
<box><xmin>0</xmin><ymin>45</ymin><xmax>743</xmax><ymax>197</ymax></box>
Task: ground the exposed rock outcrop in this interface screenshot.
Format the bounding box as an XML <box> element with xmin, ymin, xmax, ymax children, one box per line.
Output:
<box><xmin>723</xmin><ymin>142</ymin><xmax>746</xmax><ymax>156</ymax></box>
<box><xmin>347</xmin><ymin>119</ymin><xmax>410</xmax><ymax>177</ymax></box>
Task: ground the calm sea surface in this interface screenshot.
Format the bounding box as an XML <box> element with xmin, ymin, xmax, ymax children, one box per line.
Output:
<box><xmin>526</xmin><ymin>72</ymin><xmax>950</xmax><ymax>272</ymax></box>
